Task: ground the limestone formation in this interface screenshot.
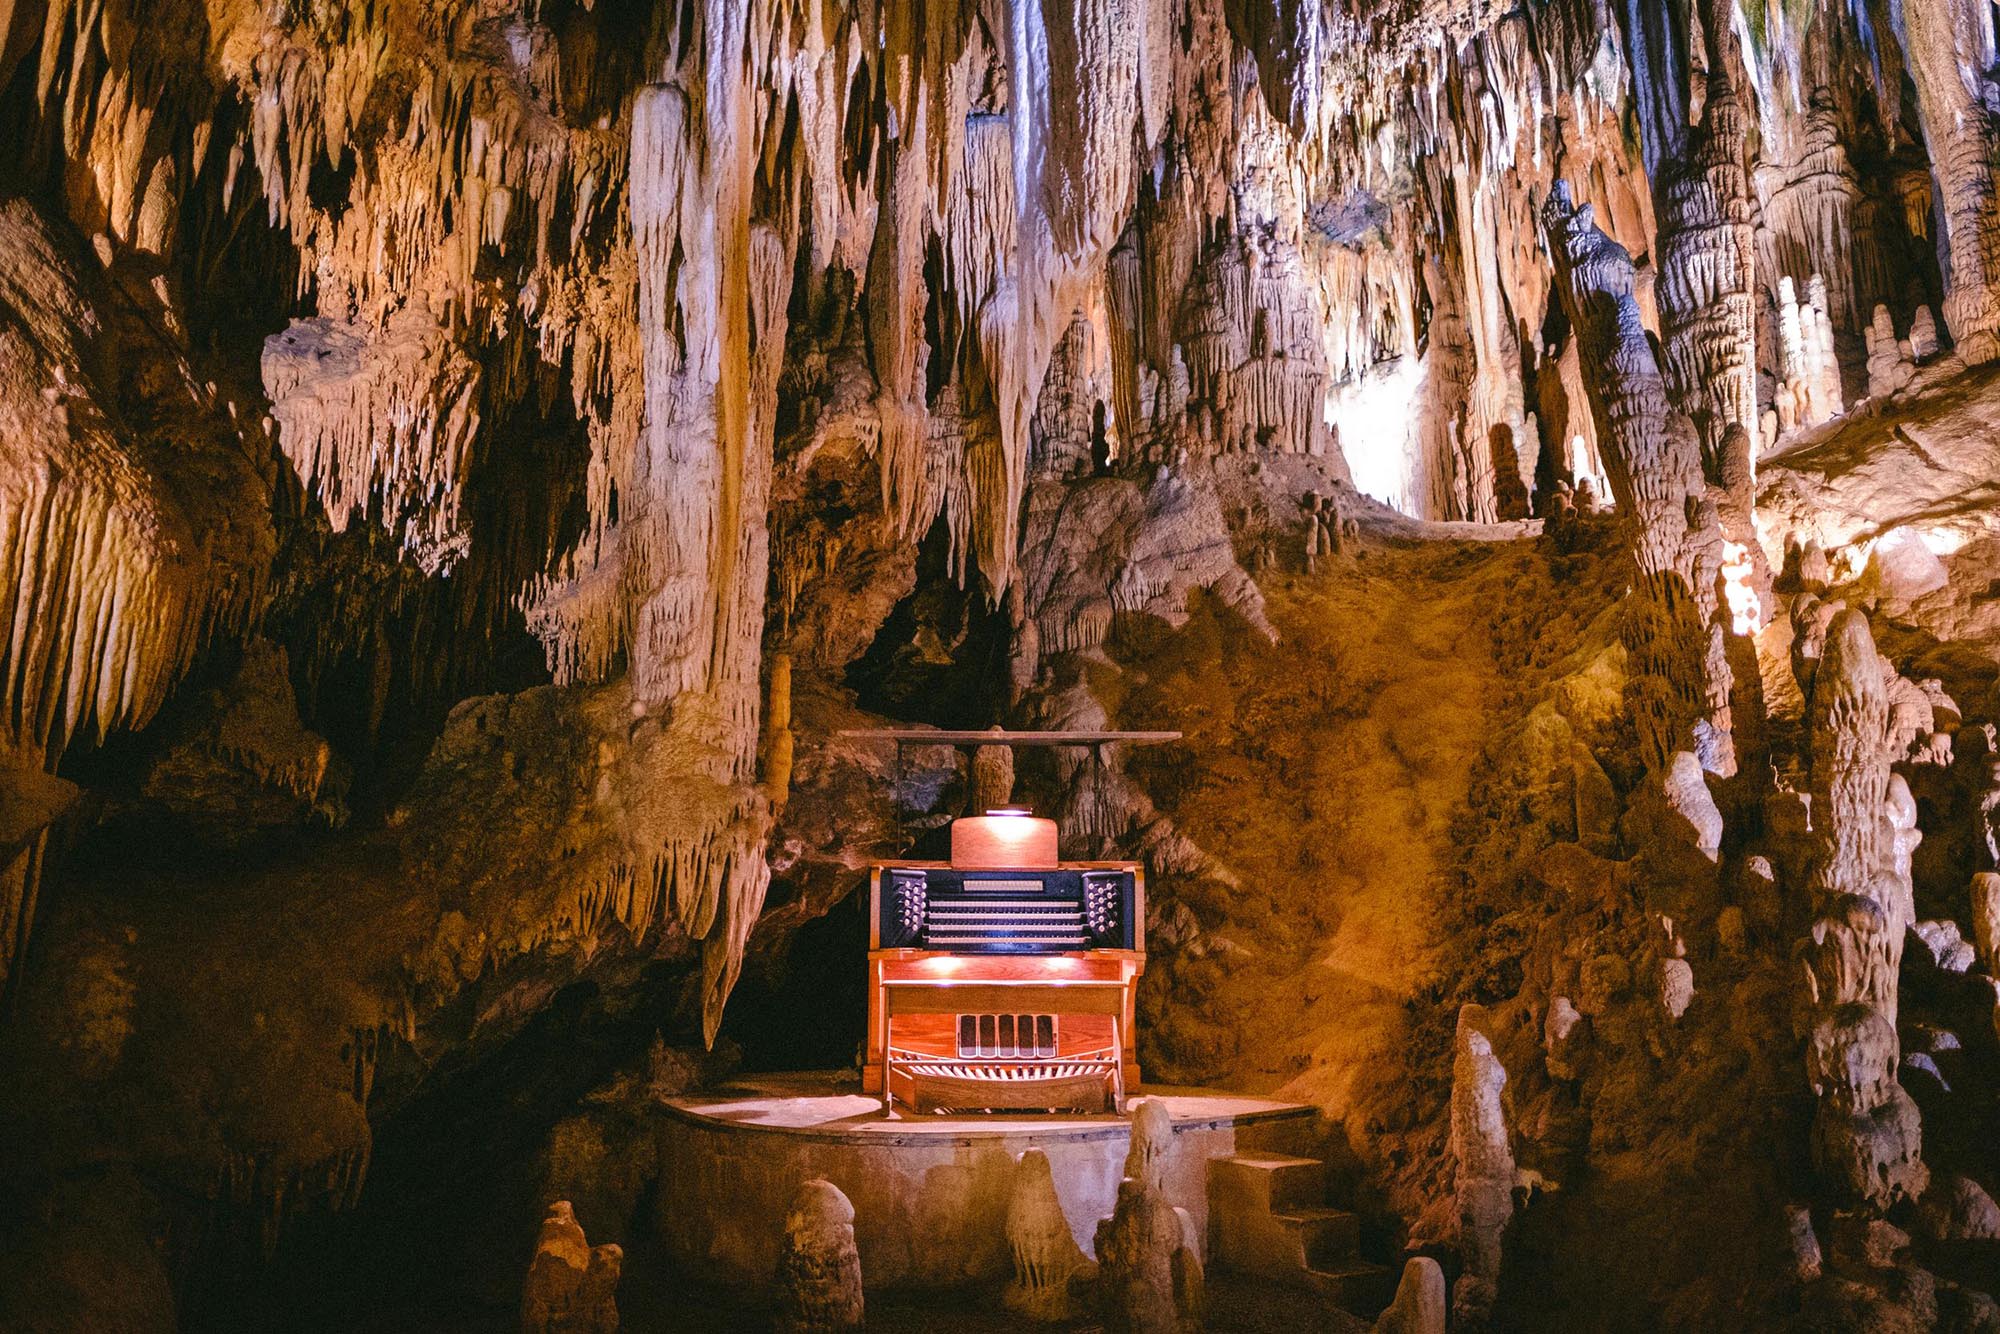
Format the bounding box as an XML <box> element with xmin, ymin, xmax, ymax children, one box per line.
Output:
<box><xmin>1007</xmin><ymin>583</ymin><xmax>1042</xmax><ymax>707</ymax></box>
<box><xmin>774</xmin><ymin>1180</ymin><xmax>863</xmax><ymax>1334</ymax></box>
<box><xmin>1544</xmin><ymin>996</ymin><xmax>1587</xmax><ymax>1082</ymax></box>
<box><xmin>764</xmin><ymin>654</ymin><xmax>795</xmax><ymax>812</ymax></box>
<box><xmin>1802</xmin><ymin>610</ymin><xmax>1926</xmax><ymax>1212</ymax></box>
<box><xmin>1901</xmin><ymin>0</ymin><xmax>2000</xmax><ymax>362</ymax></box>
<box><xmin>1180</xmin><ymin>230</ymin><xmax>1332</xmax><ymax>460</ymax></box>
<box><xmin>1786</xmin><ymin>1203</ymin><xmax>1824</xmax><ymax>1282</ymax></box>
<box><xmin>1637</xmin><ymin>750</ymin><xmax>1724</xmax><ymax>863</ymax></box>
<box><xmin>1973</xmin><ymin>874</ymin><xmax>2000</xmax><ymax>973</ymax></box>
<box><xmin>7</xmin><ymin>2</ymin><xmax>2000</xmax><ymax>1330</ymax></box>
<box><xmin>1091</xmin><ymin>1098</ymin><xmax>1201</xmax><ymax>1334</ymax></box>
<box><xmin>1373</xmin><ymin>1256</ymin><xmax>1447</xmax><ymax>1334</ymax></box>
<box><xmin>1652</xmin><ymin>51</ymin><xmax>1758</xmax><ymax>473</ymax></box>
<box><xmin>1865</xmin><ymin>307</ymin><xmax>1916</xmax><ymax>399</ymax></box>
<box><xmin>1774</xmin><ymin>276</ymin><xmax>1846</xmax><ymax>435</ymax></box>
<box><xmin>521</xmin><ymin>1201</ymin><xmax>621</xmax><ymax>1334</ymax></box>
<box><xmin>970</xmin><ymin>734</ymin><xmax>1019</xmax><ymax>815</ymax></box>
<box><xmin>1093</xmin><ymin>1175</ymin><xmax>1203</xmax><ymax>1334</ymax></box>
<box><xmin>1449</xmin><ymin>1006</ymin><xmax>1514</xmax><ymax>1325</ymax></box>
<box><xmin>1003</xmin><ymin>1149</ymin><xmax>1091</xmax><ymax>1322</ymax></box>
<box><xmin>1916</xmin><ymin>1174</ymin><xmax>2000</xmax><ymax>1243</ymax></box>
<box><xmin>1125</xmin><ymin>1097</ymin><xmax>1174</xmax><ymax>1190</ymax></box>
<box><xmin>1542</xmin><ymin>182</ymin><xmax>1734</xmax><ymax>777</ymax></box>
<box><xmin>1657</xmin><ymin>957</ymin><xmax>1695</xmax><ymax>1022</ymax></box>
<box><xmin>1909</xmin><ymin>307</ymin><xmax>1943</xmax><ymax>362</ymax></box>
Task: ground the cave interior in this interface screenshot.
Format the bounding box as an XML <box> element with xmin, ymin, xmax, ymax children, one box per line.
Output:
<box><xmin>4</xmin><ymin>0</ymin><xmax>2000</xmax><ymax>1329</ymax></box>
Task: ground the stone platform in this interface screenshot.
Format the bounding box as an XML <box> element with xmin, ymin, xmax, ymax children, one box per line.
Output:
<box><xmin>657</xmin><ymin>1071</ymin><xmax>1316</xmax><ymax>1291</ymax></box>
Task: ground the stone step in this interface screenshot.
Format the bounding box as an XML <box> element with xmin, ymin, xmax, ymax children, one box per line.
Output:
<box><xmin>1272</xmin><ymin>1206</ymin><xmax>1361</xmax><ymax>1270</ymax></box>
<box><xmin>1208</xmin><ymin>1152</ymin><xmax>1326</xmax><ymax>1214</ymax></box>
<box><xmin>1304</xmin><ymin>1259</ymin><xmax>1398</xmax><ymax>1310</ymax></box>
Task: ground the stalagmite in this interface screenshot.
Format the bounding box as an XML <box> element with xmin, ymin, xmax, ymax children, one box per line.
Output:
<box><xmin>1003</xmin><ymin>1148</ymin><xmax>1091</xmax><ymax>1321</ymax></box>
<box><xmin>774</xmin><ymin>1180</ymin><xmax>863</xmax><ymax>1334</ymax></box>
<box><xmin>1774</xmin><ymin>276</ymin><xmax>1845</xmax><ymax>434</ymax></box>
<box><xmin>1092</xmin><ymin>1177</ymin><xmax>1204</xmax><ymax>1334</ymax></box>
<box><xmin>1909</xmin><ymin>307</ymin><xmax>1942</xmax><ymax>361</ymax></box>
<box><xmin>1092</xmin><ymin>1098</ymin><xmax>1202</xmax><ymax>1333</ymax></box>
<box><xmin>970</xmin><ymin>735</ymin><xmax>1018</xmax><ymax>814</ymax></box>
<box><xmin>1373</xmin><ymin>1256</ymin><xmax>1447</xmax><ymax>1334</ymax></box>
<box><xmin>1865</xmin><ymin>306</ymin><xmax>1916</xmax><ymax>398</ymax></box>
<box><xmin>1802</xmin><ymin>610</ymin><xmax>1926</xmax><ymax>1213</ymax></box>
<box><xmin>1449</xmin><ymin>1005</ymin><xmax>1513</xmax><ymax>1327</ymax></box>
<box><xmin>521</xmin><ymin>1201</ymin><xmax>621</xmax><ymax>1334</ymax></box>
<box><xmin>1007</xmin><ymin>582</ymin><xmax>1041</xmax><ymax>706</ymax></box>
<box><xmin>1542</xmin><ymin>182</ymin><xmax>1734</xmax><ymax>776</ymax></box>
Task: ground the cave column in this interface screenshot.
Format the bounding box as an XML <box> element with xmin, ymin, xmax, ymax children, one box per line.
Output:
<box><xmin>1653</xmin><ymin>67</ymin><xmax>1760</xmax><ymax>475</ymax></box>
<box><xmin>1902</xmin><ymin>0</ymin><xmax>2000</xmax><ymax>363</ymax></box>
<box><xmin>1541</xmin><ymin>183</ymin><xmax>1735</xmax><ymax>777</ymax></box>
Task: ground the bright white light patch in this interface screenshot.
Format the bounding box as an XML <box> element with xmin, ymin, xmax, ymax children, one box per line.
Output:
<box><xmin>1327</xmin><ymin>356</ymin><xmax>1424</xmax><ymax>512</ymax></box>
<box><xmin>1721</xmin><ymin>540</ymin><xmax>1761</xmax><ymax>635</ymax></box>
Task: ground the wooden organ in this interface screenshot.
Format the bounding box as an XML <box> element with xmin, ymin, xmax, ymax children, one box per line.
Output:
<box><xmin>864</xmin><ymin>811</ymin><xmax>1145</xmax><ymax>1115</ymax></box>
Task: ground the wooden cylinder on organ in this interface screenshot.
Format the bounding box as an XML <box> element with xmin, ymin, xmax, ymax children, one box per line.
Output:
<box><xmin>950</xmin><ymin>811</ymin><xmax>1059</xmax><ymax>868</ymax></box>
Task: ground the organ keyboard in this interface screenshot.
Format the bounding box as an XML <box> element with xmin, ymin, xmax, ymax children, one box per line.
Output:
<box><xmin>875</xmin><ymin>867</ymin><xmax>1139</xmax><ymax>952</ymax></box>
<box><xmin>865</xmin><ymin>849</ymin><xmax>1145</xmax><ymax>1114</ymax></box>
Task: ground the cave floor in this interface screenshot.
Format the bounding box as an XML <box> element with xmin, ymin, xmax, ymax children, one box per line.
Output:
<box><xmin>614</xmin><ymin>1239</ymin><xmax>1369</xmax><ymax>1333</ymax></box>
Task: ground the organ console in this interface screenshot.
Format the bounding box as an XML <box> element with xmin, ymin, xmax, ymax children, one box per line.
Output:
<box><xmin>864</xmin><ymin>809</ymin><xmax>1145</xmax><ymax>1115</ymax></box>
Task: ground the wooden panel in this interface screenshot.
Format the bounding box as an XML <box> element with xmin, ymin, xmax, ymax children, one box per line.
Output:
<box><xmin>883</xmin><ymin>981</ymin><xmax>1129</xmax><ymax>1015</ymax></box>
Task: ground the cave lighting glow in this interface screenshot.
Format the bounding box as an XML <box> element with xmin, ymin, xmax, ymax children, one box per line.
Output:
<box><xmin>1918</xmin><ymin>525</ymin><xmax>1969</xmax><ymax>556</ymax></box>
<box><xmin>1327</xmin><ymin>355</ymin><xmax>1424</xmax><ymax>512</ymax></box>
<box><xmin>1721</xmin><ymin>540</ymin><xmax>1761</xmax><ymax>634</ymax></box>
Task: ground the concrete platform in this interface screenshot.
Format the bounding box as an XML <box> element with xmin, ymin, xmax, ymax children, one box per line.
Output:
<box><xmin>656</xmin><ymin>1071</ymin><xmax>1316</xmax><ymax>1291</ymax></box>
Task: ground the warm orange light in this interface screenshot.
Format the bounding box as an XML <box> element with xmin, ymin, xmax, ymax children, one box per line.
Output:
<box><xmin>950</xmin><ymin>811</ymin><xmax>1059</xmax><ymax>867</ymax></box>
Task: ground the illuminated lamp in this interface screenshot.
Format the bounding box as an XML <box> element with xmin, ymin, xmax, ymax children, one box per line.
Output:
<box><xmin>950</xmin><ymin>807</ymin><xmax>1059</xmax><ymax>868</ymax></box>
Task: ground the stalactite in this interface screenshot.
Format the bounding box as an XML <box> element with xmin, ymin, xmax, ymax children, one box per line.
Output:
<box><xmin>1655</xmin><ymin>62</ymin><xmax>1759</xmax><ymax>474</ymax></box>
<box><xmin>1543</xmin><ymin>182</ymin><xmax>1735</xmax><ymax>776</ymax></box>
<box><xmin>1179</xmin><ymin>227</ymin><xmax>1332</xmax><ymax>458</ymax></box>
<box><xmin>262</xmin><ymin>313</ymin><xmax>482</xmax><ymax>574</ymax></box>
